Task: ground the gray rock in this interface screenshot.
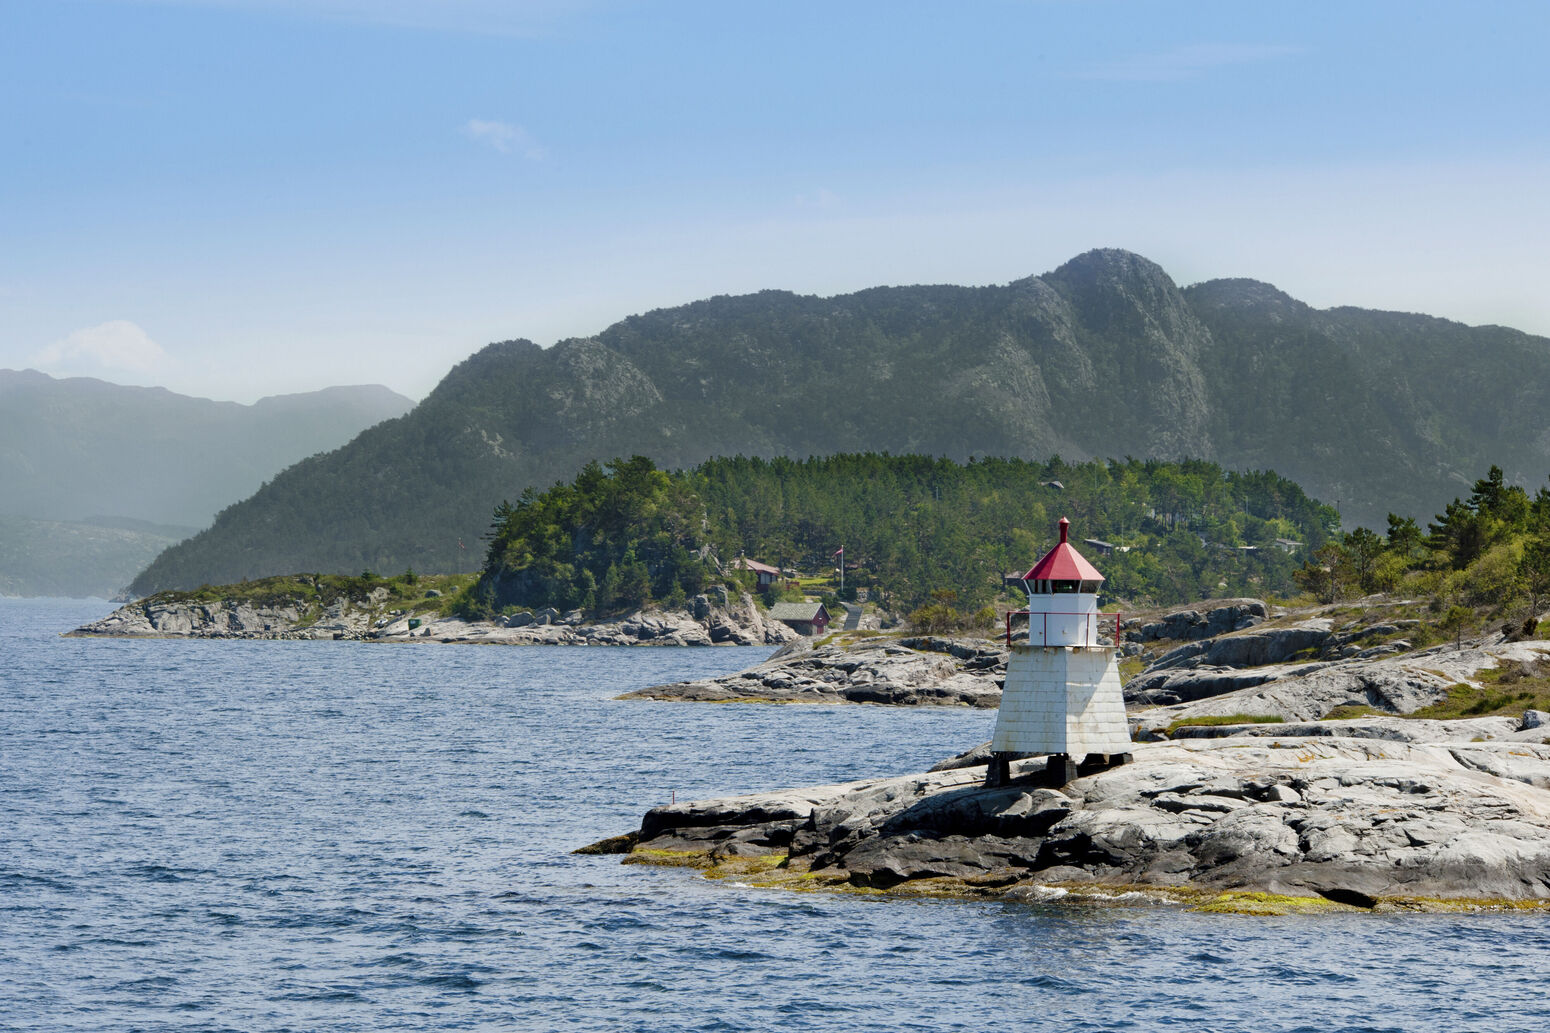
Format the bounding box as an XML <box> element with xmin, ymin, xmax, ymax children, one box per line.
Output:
<box><xmin>620</xmin><ymin>634</ymin><xmax>1007</xmax><ymax>707</ymax></box>
<box><xmin>1129</xmin><ymin>600</ymin><xmax>1269</xmax><ymax>643</ymax></box>
<box><xmin>630</xmin><ymin>736</ymin><xmax>1550</xmax><ymax>902</ymax></box>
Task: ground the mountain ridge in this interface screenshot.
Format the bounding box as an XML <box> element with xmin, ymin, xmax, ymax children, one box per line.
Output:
<box><xmin>128</xmin><ymin>249</ymin><xmax>1550</xmax><ymax>593</ymax></box>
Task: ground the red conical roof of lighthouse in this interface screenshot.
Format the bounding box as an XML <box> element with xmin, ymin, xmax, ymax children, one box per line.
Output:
<box><xmin>1021</xmin><ymin>517</ymin><xmax>1104</xmax><ymax>583</ymax></box>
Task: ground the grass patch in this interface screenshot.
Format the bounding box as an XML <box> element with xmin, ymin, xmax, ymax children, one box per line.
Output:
<box><xmin>1165</xmin><ymin>713</ymin><xmax>1286</xmax><ymax>735</ymax></box>
<box><xmin>1405</xmin><ymin>665</ymin><xmax>1550</xmax><ymax>720</ymax></box>
<box><xmin>1321</xmin><ymin>704</ymin><xmax>1382</xmax><ymax>721</ymax></box>
<box><xmin>1119</xmin><ymin>657</ymin><xmax>1146</xmax><ymax>683</ymax></box>
<box><xmin>148</xmin><ymin>571</ymin><xmax>476</xmax><ymax>618</ymax></box>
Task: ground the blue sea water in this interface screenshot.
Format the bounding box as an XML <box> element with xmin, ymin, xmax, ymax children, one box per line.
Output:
<box><xmin>3</xmin><ymin>597</ymin><xmax>1549</xmax><ymax>1032</ymax></box>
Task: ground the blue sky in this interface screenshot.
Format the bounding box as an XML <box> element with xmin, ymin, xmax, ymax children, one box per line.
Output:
<box><xmin>4</xmin><ymin>0</ymin><xmax>1548</xmax><ymax>401</ymax></box>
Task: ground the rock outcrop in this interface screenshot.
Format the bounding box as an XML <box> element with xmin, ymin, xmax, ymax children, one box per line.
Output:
<box><xmin>617</xmin><ymin>635</ymin><xmax>1008</xmax><ymax>706</ymax></box>
<box><xmin>1126</xmin><ymin>599</ymin><xmax>1268</xmax><ymax>644</ymax></box>
<box><xmin>615</xmin><ymin>730</ymin><xmax>1550</xmax><ymax>908</ymax></box>
<box><xmin>67</xmin><ymin>590</ymin><xmax>801</xmax><ymax>647</ymax></box>
<box><xmin>1128</xmin><ymin>630</ymin><xmax>1549</xmax><ymax>734</ymax></box>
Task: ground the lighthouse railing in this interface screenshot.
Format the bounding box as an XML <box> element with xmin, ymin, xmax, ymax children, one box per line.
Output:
<box><xmin>1005</xmin><ymin>609</ymin><xmax>1123</xmax><ymax>649</ymax></box>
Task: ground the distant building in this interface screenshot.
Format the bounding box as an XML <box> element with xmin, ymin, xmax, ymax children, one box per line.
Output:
<box><xmin>767</xmin><ymin>601</ymin><xmax>831</xmax><ymax>635</ymax></box>
<box><xmin>733</xmin><ymin>557</ymin><xmax>782</xmax><ymax>587</ymax></box>
<box><xmin>1082</xmin><ymin>537</ymin><xmax>1115</xmax><ymax>556</ymax></box>
<box><xmin>1273</xmin><ymin>539</ymin><xmax>1303</xmax><ymax>553</ymax></box>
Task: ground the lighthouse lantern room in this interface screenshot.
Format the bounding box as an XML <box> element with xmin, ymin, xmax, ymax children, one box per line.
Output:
<box><xmin>988</xmin><ymin>517</ymin><xmax>1132</xmax><ymax>787</ymax></box>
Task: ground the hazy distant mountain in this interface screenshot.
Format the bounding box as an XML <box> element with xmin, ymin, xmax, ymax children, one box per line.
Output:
<box><xmin>0</xmin><ymin>515</ymin><xmax>192</xmax><ymax>599</ymax></box>
<box><xmin>128</xmin><ymin>249</ymin><xmax>1550</xmax><ymax>594</ymax></box>
<box><xmin>0</xmin><ymin>371</ymin><xmax>413</xmax><ymax>596</ymax></box>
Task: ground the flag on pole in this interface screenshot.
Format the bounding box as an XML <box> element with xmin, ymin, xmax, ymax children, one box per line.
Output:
<box><xmin>833</xmin><ymin>547</ymin><xmax>844</xmax><ymax>557</ymax></box>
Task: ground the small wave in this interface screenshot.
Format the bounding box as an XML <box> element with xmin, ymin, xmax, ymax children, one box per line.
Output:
<box><xmin>356</xmin><ymin>952</ymin><xmax>426</xmax><ymax>970</ymax></box>
<box><xmin>114</xmin><ymin>975</ymin><xmax>178</xmax><ymax>992</ymax></box>
<box><xmin>271</xmin><ymin>987</ymin><xmax>366</xmax><ymax>1003</ymax></box>
<box><xmin>705</xmin><ymin>947</ymin><xmax>774</xmax><ymax>962</ymax></box>
<box><xmin>126</xmin><ymin>863</ymin><xmax>211</xmax><ymax>883</ymax></box>
<box><xmin>0</xmin><ymin>871</ymin><xmax>74</xmax><ymax>892</ymax></box>
<box><xmin>418</xmin><ymin>972</ymin><xmax>482</xmax><ymax>991</ymax></box>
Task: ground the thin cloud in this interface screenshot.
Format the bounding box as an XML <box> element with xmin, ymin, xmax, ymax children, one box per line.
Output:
<box><xmin>1075</xmin><ymin>44</ymin><xmax>1302</xmax><ymax>82</ymax></box>
<box><xmin>795</xmin><ymin>188</ymin><xmax>841</xmax><ymax>211</ymax></box>
<box><xmin>463</xmin><ymin>119</ymin><xmax>548</xmax><ymax>159</ymax></box>
<box><xmin>107</xmin><ymin>0</ymin><xmax>599</xmax><ymax>37</ymax></box>
<box><xmin>34</xmin><ymin>320</ymin><xmax>173</xmax><ymax>377</ymax></box>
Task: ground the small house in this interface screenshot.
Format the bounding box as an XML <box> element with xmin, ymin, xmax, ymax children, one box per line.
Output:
<box><xmin>1082</xmin><ymin>537</ymin><xmax>1115</xmax><ymax>556</ymax></box>
<box><xmin>734</xmin><ymin>557</ymin><xmax>783</xmax><ymax>587</ymax></box>
<box><xmin>767</xmin><ymin>601</ymin><xmax>831</xmax><ymax>636</ymax></box>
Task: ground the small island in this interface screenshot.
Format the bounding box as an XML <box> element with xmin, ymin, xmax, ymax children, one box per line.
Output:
<box><xmin>66</xmin><ymin>572</ymin><xmax>801</xmax><ymax>647</ymax></box>
<box><xmin>594</xmin><ymin>726</ymin><xmax>1550</xmax><ymax>913</ymax></box>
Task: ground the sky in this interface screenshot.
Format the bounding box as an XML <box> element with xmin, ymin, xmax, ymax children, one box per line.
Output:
<box><xmin>4</xmin><ymin>0</ymin><xmax>1549</xmax><ymax>403</ymax></box>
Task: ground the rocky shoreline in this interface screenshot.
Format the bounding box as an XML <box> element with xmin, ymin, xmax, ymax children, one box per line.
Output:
<box><xmin>618</xmin><ymin>634</ymin><xmax>1007</xmax><ymax>706</ymax></box>
<box><xmin>622</xmin><ymin>597</ymin><xmax>1550</xmax><ymax>728</ymax></box>
<box><xmin>65</xmin><ymin>589</ymin><xmax>801</xmax><ymax>648</ymax></box>
<box><xmin>596</xmin><ymin>596</ymin><xmax>1550</xmax><ymax>911</ymax></box>
<box><xmin>595</xmin><ymin>721</ymin><xmax>1550</xmax><ymax>912</ymax></box>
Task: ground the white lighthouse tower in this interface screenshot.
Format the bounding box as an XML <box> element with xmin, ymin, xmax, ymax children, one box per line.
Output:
<box><xmin>988</xmin><ymin>517</ymin><xmax>1132</xmax><ymax>786</ymax></box>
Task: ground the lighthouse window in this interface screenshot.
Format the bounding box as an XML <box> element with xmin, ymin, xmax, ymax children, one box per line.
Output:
<box><xmin>1079</xmin><ymin>580</ymin><xmax>1100</xmax><ymax>593</ymax></box>
<box><xmin>1051</xmin><ymin>580</ymin><xmax>1078</xmax><ymax>594</ymax></box>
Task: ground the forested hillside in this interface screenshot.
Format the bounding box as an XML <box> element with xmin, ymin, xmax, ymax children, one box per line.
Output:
<box><xmin>1296</xmin><ymin>465</ymin><xmax>1550</xmax><ymax>632</ymax></box>
<box><xmin>461</xmin><ymin>453</ymin><xmax>1337</xmax><ymax>616</ymax></box>
<box><xmin>130</xmin><ymin>249</ymin><xmax>1550</xmax><ymax>593</ymax></box>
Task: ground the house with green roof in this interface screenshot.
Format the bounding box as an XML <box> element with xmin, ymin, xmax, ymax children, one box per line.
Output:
<box><xmin>766</xmin><ymin>601</ymin><xmax>830</xmax><ymax>636</ymax></box>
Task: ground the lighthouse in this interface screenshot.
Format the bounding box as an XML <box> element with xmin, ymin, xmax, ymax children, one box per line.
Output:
<box><xmin>987</xmin><ymin>517</ymin><xmax>1132</xmax><ymax>787</ymax></box>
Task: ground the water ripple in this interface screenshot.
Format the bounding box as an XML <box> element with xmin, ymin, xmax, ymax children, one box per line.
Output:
<box><xmin>4</xmin><ymin>599</ymin><xmax>1550</xmax><ymax>1032</ymax></box>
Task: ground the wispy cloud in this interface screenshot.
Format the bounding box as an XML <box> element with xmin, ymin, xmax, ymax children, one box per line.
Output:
<box><xmin>463</xmin><ymin>119</ymin><xmax>548</xmax><ymax>159</ymax></box>
<box><xmin>794</xmin><ymin>188</ymin><xmax>841</xmax><ymax>211</ymax></box>
<box><xmin>111</xmin><ymin>0</ymin><xmax>600</xmax><ymax>37</ymax></box>
<box><xmin>33</xmin><ymin>320</ymin><xmax>173</xmax><ymax>377</ymax></box>
<box><xmin>1075</xmin><ymin>44</ymin><xmax>1301</xmax><ymax>82</ymax></box>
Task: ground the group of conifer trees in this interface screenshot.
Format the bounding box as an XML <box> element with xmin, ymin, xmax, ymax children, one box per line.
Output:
<box><xmin>460</xmin><ymin>452</ymin><xmax>1339</xmax><ymax>617</ymax></box>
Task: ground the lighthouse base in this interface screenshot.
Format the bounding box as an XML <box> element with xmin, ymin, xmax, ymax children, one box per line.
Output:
<box><xmin>990</xmin><ymin>644</ymin><xmax>1132</xmax><ymax>758</ymax></box>
<box><xmin>985</xmin><ymin>750</ymin><xmax>1133</xmax><ymax>788</ymax></box>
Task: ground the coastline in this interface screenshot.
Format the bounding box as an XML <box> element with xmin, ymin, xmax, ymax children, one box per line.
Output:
<box><xmin>64</xmin><ymin>588</ymin><xmax>803</xmax><ymax>648</ymax></box>
<box><xmin>595</xmin><ymin>731</ymin><xmax>1550</xmax><ymax>913</ymax></box>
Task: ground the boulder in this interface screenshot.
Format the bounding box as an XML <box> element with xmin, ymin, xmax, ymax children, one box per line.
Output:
<box><xmin>1129</xmin><ymin>599</ymin><xmax>1268</xmax><ymax>643</ymax></box>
